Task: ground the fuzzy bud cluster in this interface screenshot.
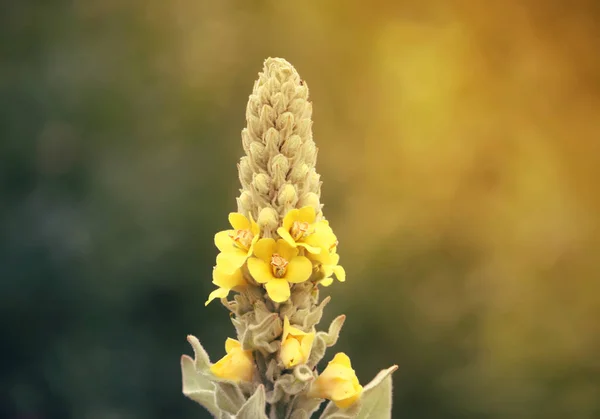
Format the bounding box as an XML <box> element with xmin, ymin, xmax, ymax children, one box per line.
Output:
<box><xmin>236</xmin><ymin>58</ymin><xmax>323</xmax><ymax>237</ymax></box>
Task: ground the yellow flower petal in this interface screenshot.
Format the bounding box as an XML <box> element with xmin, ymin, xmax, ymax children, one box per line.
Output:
<box><xmin>309</xmin><ymin>352</ymin><xmax>362</xmax><ymax>408</ymax></box>
<box><xmin>276</xmin><ymin>239</ymin><xmax>299</xmax><ymax>262</ymax></box>
<box><xmin>333</xmin><ymin>388</ymin><xmax>362</xmax><ymax>409</ymax></box>
<box><xmin>247</xmin><ymin>257</ymin><xmax>274</xmax><ymax>284</ymax></box>
<box><xmin>265</xmin><ymin>278</ymin><xmax>290</xmax><ymax>302</ymax></box>
<box><xmin>249</xmin><ymin>214</ymin><xmax>260</xmax><ymax>235</ymax></box>
<box><xmin>320</xmin><ymin>277</ymin><xmax>334</xmax><ymax>287</ymax></box>
<box><xmin>212</xmin><ymin>266</ymin><xmax>245</xmax><ymax>289</ymax></box>
<box><xmin>304</xmin><ymin>220</ymin><xmax>337</xmax><ymax>251</ymax></box>
<box><xmin>214</xmin><ymin>230</ymin><xmax>234</xmax><ymax>252</ymax></box>
<box><xmin>205</xmin><ymin>287</ymin><xmax>229</xmax><ymax>306</ymax></box>
<box><xmin>333</xmin><ymin>265</ymin><xmax>346</xmax><ymax>282</ymax></box>
<box><xmin>229</xmin><ymin>213</ymin><xmax>250</xmax><ymax>231</ymax></box>
<box><xmin>331</xmin><ymin>352</ymin><xmax>352</xmax><ymax>369</ymax></box>
<box><xmin>282</xmin><ymin>209</ymin><xmax>300</xmax><ymax>231</ymax></box>
<box><xmin>216</xmin><ymin>250</ymin><xmax>248</xmax><ymax>274</ymax></box>
<box><xmin>330</xmin><ymin>379</ymin><xmax>359</xmax><ymax>401</ymax></box>
<box><xmin>297</xmin><ymin>241</ymin><xmax>322</xmax><ymax>254</ymax></box>
<box><xmin>277</xmin><ymin>226</ymin><xmax>297</xmax><ymax>248</ymax></box>
<box><xmin>284</xmin><ymin>317</ymin><xmax>302</xmax><ymax>336</ymax></box>
<box><xmin>225</xmin><ymin>337</ymin><xmax>241</xmax><ymax>353</ymax></box>
<box><xmin>253</xmin><ymin>238</ymin><xmax>277</xmax><ymax>262</ymax></box>
<box><xmin>280</xmin><ymin>337</ymin><xmax>302</xmax><ymax>368</ymax></box>
<box><xmin>300</xmin><ymin>331</ymin><xmax>315</xmax><ymax>360</ymax></box>
<box><xmin>285</xmin><ymin>256</ymin><xmax>313</xmax><ymax>284</ymax></box>
<box><xmin>297</xmin><ymin>206</ymin><xmax>316</xmax><ymax>223</ymax></box>
<box><xmin>210</xmin><ymin>338</ymin><xmax>254</xmax><ymax>382</ymax></box>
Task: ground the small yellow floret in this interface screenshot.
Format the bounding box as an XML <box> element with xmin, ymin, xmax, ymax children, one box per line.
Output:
<box><xmin>214</xmin><ymin>213</ymin><xmax>259</xmax><ymax>274</ymax></box>
<box><xmin>280</xmin><ymin>316</ymin><xmax>315</xmax><ymax>368</ymax></box>
<box><xmin>308</xmin><ymin>352</ymin><xmax>363</xmax><ymax>408</ymax></box>
<box><xmin>205</xmin><ymin>265</ymin><xmax>246</xmax><ymax>306</ymax></box>
<box><xmin>247</xmin><ymin>238</ymin><xmax>312</xmax><ymax>302</ymax></box>
<box><xmin>210</xmin><ymin>338</ymin><xmax>254</xmax><ymax>382</ymax></box>
<box><xmin>277</xmin><ymin>206</ymin><xmax>321</xmax><ymax>254</ymax></box>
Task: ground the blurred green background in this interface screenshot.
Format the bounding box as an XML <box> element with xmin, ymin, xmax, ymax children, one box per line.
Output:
<box><xmin>2</xmin><ymin>0</ymin><xmax>600</xmax><ymax>418</ymax></box>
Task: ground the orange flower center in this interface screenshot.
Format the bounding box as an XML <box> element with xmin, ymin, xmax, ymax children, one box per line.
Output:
<box><xmin>229</xmin><ymin>229</ymin><xmax>253</xmax><ymax>250</ymax></box>
<box><xmin>270</xmin><ymin>253</ymin><xmax>289</xmax><ymax>278</ymax></box>
<box><xmin>290</xmin><ymin>221</ymin><xmax>310</xmax><ymax>241</ymax></box>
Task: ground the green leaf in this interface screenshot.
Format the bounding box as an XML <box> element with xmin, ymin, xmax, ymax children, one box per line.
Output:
<box><xmin>356</xmin><ymin>365</ymin><xmax>398</xmax><ymax>419</ymax></box>
<box><xmin>236</xmin><ymin>385</ymin><xmax>268</xmax><ymax>419</ymax></box>
<box><xmin>215</xmin><ymin>382</ymin><xmax>246</xmax><ymax>415</ymax></box>
<box><xmin>321</xmin><ymin>315</ymin><xmax>345</xmax><ymax>346</ymax></box>
<box><xmin>319</xmin><ymin>401</ymin><xmax>361</xmax><ymax>419</ymax></box>
<box><xmin>187</xmin><ymin>334</ymin><xmax>212</xmax><ymax>373</ymax></box>
<box><xmin>180</xmin><ymin>354</ymin><xmax>219</xmax><ymax>417</ymax></box>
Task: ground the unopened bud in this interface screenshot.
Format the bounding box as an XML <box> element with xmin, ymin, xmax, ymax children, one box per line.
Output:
<box><xmin>249</xmin><ymin>142</ymin><xmax>266</xmax><ymax>166</ymax></box>
<box><xmin>236</xmin><ymin>191</ymin><xmax>254</xmax><ymax>215</ymax></box>
<box><xmin>297</xmin><ymin>192</ymin><xmax>320</xmax><ymax>215</ymax></box>
<box><xmin>269</xmin><ymin>154</ymin><xmax>290</xmax><ymax>188</ymax></box>
<box><xmin>281</xmin><ymin>135</ymin><xmax>302</xmax><ymax>158</ymax></box>
<box><xmin>259</xmin><ymin>104</ymin><xmax>276</xmax><ymax>129</ymax></box>
<box><xmin>253</xmin><ymin>173</ymin><xmax>271</xmax><ymax>196</ymax></box>
<box><xmin>288</xmin><ymin>163</ymin><xmax>309</xmax><ymax>183</ymax></box>
<box><xmin>306</xmin><ymin>169</ymin><xmax>321</xmax><ymax>192</ymax></box>
<box><xmin>271</xmin><ymin>92</ymin><xmax>286</xmax><ymax>114</ymax></box>
<box><xmin>258</xmin><ymin>207</ymin><xmax>279</xmax><ymax>232</ymax></box>
<box><xmin>281</xmin><ymin>80</ymin><xmax>296</xmax><ymax>102</ymax></box>
<box><xmin>238</xmin><ymin>157</ymin><xmax>253</xmax><ymax>187</ymax></box>
<box><xmin>288</xmin><ymin>98</ymin><xmax>308</xmax><ymax>117</ymax></box>
<box><xmin>277</xmin><ymin>183</ymin><xmax>298</xmax><ymax>207</ymax></box>
<box><xmin>276</xmin><ymin>112</ymin><xmax>295</xmax><ymax>132</ymax></box>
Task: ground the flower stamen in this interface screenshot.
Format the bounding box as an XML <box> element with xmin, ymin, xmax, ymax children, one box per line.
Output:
<box><xmin>270</xmin><ymin>253</ymin><xmax>289</xmax><ymax>278</ymax></box>
<box><xmin>329</xmin><ymin>240</ymin><xmax>339</xmax><ymax>253</ymax></box>
<box><xmin>229</xmin><ymin>229</ymin><xmax>253</xmax><ymax>250</ymax></box>
<box><xmin>290</xmin><ymin>221</ymin><xmax>310</xmax><ymax>241</ymax></box>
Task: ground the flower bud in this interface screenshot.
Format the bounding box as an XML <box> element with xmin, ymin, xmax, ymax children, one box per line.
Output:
<box><xmin>269</xmin><ymin>154</ymin><xmax>290</xmax><ymax>188</ymax></box>
<box><xmin>257</xmin><ymin>207</ymin><xmax>279</xmax><ymax>232</ymax></box>
<box><xmin>277</xmin><ymin>183</ymin><xmax>298</xmax><ymax>208</ymax></box>
<box><xmin>248</xmin><ymin>142</ymin><xmax>266</xmax><ymax>166</ymax></box>
<box><xmin>238</xmin><ymin>157</ymin><xmax>253</xmax><ymax>187</ymax></box>
<box><xmin>308</xmin><ymin>353</ymin><xmax>362</xmax><ymax>408</ymax></box>
<box><xmin>297</xmin><ymin>192</ymin><xmax>320</xmax><ymax>215</ymax></box>
<box><xmin>236</xmin><ymin>191</ymin><xmax>253</xmax><ymax>215</ymax></box>
<box><xmin>279</xmin><ymin>316</ymin><xmax>315</xmax><ymax>369</ymax></box>
<box><xmin>210</xmin><ymin>338</ymin><xmax>254</xmax><ymax>382</ymax></box>
<box><xmin>259</xmin><ymin>104</ymin><xmax>276</xmax><ymax>129</ymax></box>
<box><xmin>253</xmin><ymin>173</ymin><xmax>271</xmax><ymax>196</ymax></box>
<box><xmin>281</xmin><ymin>135</ymin><xmax>302</xmax><ymax>158</ymax></box>
<box><xmin>288</xmin><ymin>163</ymin><xmax>309</xmax><ymax>183</ymax></box>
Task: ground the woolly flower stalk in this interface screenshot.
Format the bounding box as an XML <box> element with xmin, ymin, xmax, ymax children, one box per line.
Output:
<box><xmin>181</xmin><ymin>58</ymin><xmax>397</xmax><ymax>419</ymax></box>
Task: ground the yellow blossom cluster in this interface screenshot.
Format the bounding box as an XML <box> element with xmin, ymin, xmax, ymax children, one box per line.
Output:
<box><xmin>206</xmin><ymin>205</ymin><xmax>358</xmax><ymax>408</ymax></box>
<box><xmin>206</xmin><ymin>205</ymin><xmax>345</xmax><ymax>305</ymax></box>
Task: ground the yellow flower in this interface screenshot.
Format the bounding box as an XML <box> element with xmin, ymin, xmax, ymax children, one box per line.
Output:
<box><xmin>303</xmin><ymin>220</ymin><xmax>345</xmax><ymax>286</ymax></box>
<box><xmin>280</xmin><ymin>316</ymin><xmax>315</xmax><ymax>368</ymax></box>
<box><xmin>214</xmin><ymin>213</ymin><xmax>259</xmax><ymax>274</ymax></box>
<box><xmin>205</xmin><ymin>265</ymin><xmax>246</xmax><ymax>306</ymax></box>
<box><xmin>315</xmin><ymin>251</ymin><xmax>346</xmax><ymax>287</ymax></box>
<box><xmin>277</xmin><ymin>206</ymin><xmax>321</xmax><ymax>254</ymax></box>
<box><xmin>210</xmin><ymin>338</ymin><xmax>254</xmax><ymax>382</ymax></box>
<box><xmin>308</xmin><ymin>353</ymin><xmax>363</xmax><ymax>409</ymax></box>
<box><xmin>247</xmin><ymin>238</ymin><xmax>313</xmax><ymax>303</ymax></box>
<box><xmin>302</xmin><ymin>219</ymin><xmax>338</xmax><ymax>254</ymax></box>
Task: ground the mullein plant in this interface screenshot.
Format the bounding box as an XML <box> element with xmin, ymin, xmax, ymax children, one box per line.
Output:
<box><xmin>181</xmin><ymin>58</ymin><xmax>397</xmax><ymax>419</ymax></box>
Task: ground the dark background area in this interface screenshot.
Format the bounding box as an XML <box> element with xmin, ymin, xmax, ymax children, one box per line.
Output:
<box><xmin>2</xmin><ymin>1</ymin><xmax>600</xmax><ymax>418</ymax></box>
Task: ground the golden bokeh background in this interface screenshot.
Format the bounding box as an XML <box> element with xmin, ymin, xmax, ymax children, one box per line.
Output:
<box><xmin>2</xmin><ymin>0</ymin><xmax>599</xmax><ymax>418</ymax></box>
